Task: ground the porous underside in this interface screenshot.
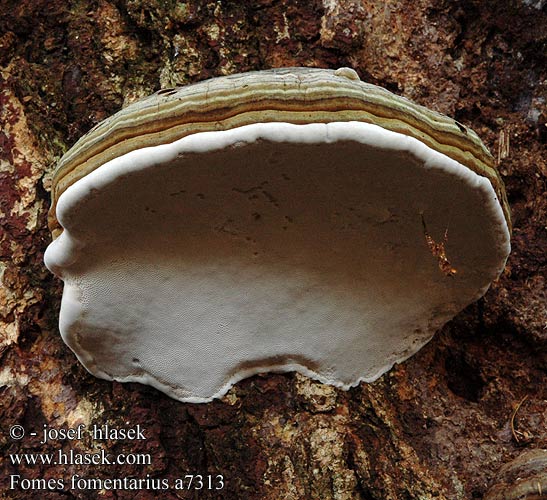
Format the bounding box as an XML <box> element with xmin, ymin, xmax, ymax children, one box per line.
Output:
<box><xmin>45</xmin><ymin>122</ymin><xmax>510</xmax><ymax>402</ymax></box>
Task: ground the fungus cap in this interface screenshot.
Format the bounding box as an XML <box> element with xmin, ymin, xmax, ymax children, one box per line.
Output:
<box><xmin>45</xmin><ymin>68</ymin><xmax>511</xmax><ymax>403</ymax></box>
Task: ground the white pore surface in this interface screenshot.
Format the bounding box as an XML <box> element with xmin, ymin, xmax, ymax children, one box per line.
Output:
<box><xmin>45</xmin><ymin>122</ymin><xmax>511</xmax><ymax>402</ymax></box>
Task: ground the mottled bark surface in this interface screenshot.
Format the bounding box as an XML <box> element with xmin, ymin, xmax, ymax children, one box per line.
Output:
<box><xmin>0</xmin><ymin>1</ymin><xmax>546</xmax><ymax>499</ymax></box>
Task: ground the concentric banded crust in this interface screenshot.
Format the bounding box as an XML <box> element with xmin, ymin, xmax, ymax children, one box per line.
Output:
<box><xmin>49</xmin><ymin>67</ymin><xmax>510</xmax><ymax>238</ymax></box>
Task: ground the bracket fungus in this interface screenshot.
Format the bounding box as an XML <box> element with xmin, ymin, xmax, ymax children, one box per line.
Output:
<box><xmin>485</xmin><ymin>449</ymin><xmax>547</xmax><ymax>500</ymax></box>
<box><xmin>45</xmin><ymin>67</ymin><xmax>511</xmax><ymax>403</ymax></box>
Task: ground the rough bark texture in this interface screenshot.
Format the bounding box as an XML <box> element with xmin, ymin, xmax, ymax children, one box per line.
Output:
<box><xmin>0</xmin><ymin>1</ymin><xmax>546</xmax><ymax>499</ymax></box>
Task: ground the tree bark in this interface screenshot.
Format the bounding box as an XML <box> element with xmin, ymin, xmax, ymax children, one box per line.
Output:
<box><xmin>0</xmin><ymin>1</ymin><xmax>546</xmax><ymax>498</ymax></box>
